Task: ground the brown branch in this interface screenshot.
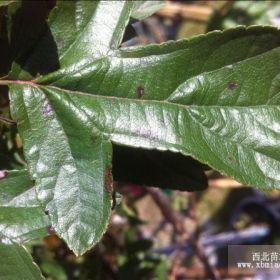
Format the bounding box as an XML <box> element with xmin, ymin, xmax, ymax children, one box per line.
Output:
<box><xmin>144</xmin><ymin>17</ymin><xmax>166</xmax><ymax>43</ymax></box>
<box><xmin>209</xmin><ymin>178</ymin><xmax>242</xmax><ymax>188</ymax></box>
<box><xmin>146</xmin><ymin>187</ymin><xmax>221</xmax><ymax>280</ymax></box>
<box><xmin>147</xmin><ymin>187</ymin><xmax>185</xmax><ymax>235</ymax></box>
<box><xmin>157</xmin><ymin>1</ymin><xmax>233</xmax><ymax>22</ymax></box>
<box><xmin>157</xmin><ymin>3</ymin><xmax>213</xmax><ymax>22</ymax></box>
<box><xmin>0</xmin><ymin>116</ymin><xmax>16</xmax><ymax>125</ymax></box>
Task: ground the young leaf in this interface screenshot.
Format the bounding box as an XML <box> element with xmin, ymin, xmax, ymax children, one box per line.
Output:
<box><xmin>0</xmin><ymin>241</ymin><xmax>45</xmax><ymax>280</ymax></box>
<box><xmin>0</xmin><ymin>170</ymin><xmax>50</xmax><ymax>243</ymax></box>
<box><xmin>6</xmin><ymin>0</ymin><xmax>280</xmax><ymax>255</ymax></box>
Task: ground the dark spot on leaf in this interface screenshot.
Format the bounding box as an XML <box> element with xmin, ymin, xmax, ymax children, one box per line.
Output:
<box><xmin>0</xmin><ymin>193</ymin><xmax>8</xmax><ymax>200</ymax></box>
<box><xmin>140</xmin><ymin>128</ymin><xmax>159</xmax><ymax>141</ymax></box>
<box><xmin>228</xmin><ymin>155</ymin><xmax>235</xmax><ymax>161</ymax></box>
<box><xmin>228</xmin><ymin>81</ymin><xmax>237</xmax><ymax>90</ymax></box>
<box><xmin>42</xmin><ymin>100</ymin><xmax>53</xmax><ymax>117</ymax></box>
<box><xmin>47</xmin><ymin>226</ymin><xmax>56</xmax><ymax>235</ymax></box>
<box><xmin>136</xmin><ymin>86</ymin><xmax>145</xmax><ymax>99</ymax></box>
<box><xmin>105</xmin><ymin>166</ymin><xmax>113</xmax><ymax>195</ymax></box>
<box><xmin>0</xmin><ymin>170</ymin><xmax>8</xmax><ymax>180</ymax></box>
<box><xmin>143</xmin><ymin>130</ymin><xmax>152</xmax><ymax>139</ymax></box>
<box><xmin>44</xmin><ymin>210</ymin><xmax>49</xmax><ymax>215</ymax></box>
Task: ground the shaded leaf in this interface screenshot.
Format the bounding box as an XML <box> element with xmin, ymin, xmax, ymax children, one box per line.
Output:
<box><xmin>208</xmin><ymin>1</ymin><xmax>280</xmax><ymax>31</ymax></box>
<box><xmin>0</xmin><ymin>241</ymin><xmax>45</xmax><ymax>280</ymax></box>
<box><xmin>41</xmin><ymin>261</ymin><xmax>67</xmax><ymax>280</ymax></box>
<box><xmin>0</xmin><ymin>169</ymin><xmax>33</xmax><ymax>205</ymax></box>
<box><xmin>0</xmin><ymin>1</ymin><xmax>16</xmax><ymax>7</ymax></box>
<box><xmin>0</xmin><ymin>169</ymin><xmax>50</xmax><ymax>243</ymax></box>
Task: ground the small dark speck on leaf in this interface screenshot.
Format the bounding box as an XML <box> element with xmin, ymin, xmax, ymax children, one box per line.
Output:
<box><xmin>228</xmin><ymin>81</ymin><xmax>237</xmax><ymax>90</ymax></box>
<box><xmin>47</xmin><ymin>226</ymin><xmax>56</xmax><ymax>235</ymax></box>
<box><xmin>137</xmin><ymin>86</ymin><xmax>145</xmax><ymax>99</ymax></box>
<box><xmin>44</xmin><ymin>210</ymin><xmax>49</xmax><ymax>215</ymax></box>
<box><xmin>42</xmin><ymin>100</ymin><xmax>53</xmax><ymax>117</ymax></box>
<box><xmin>0</xmin><ymin>170</ymin><xmax>8</xmax><ymax>180</ymax></box>
<box><xmin>0</xmin><ymin>194</ymin><xmax>7</xmax><ymax>200</ymax></box>
<box><xmin>228</xmin><ymin>155</ymin><xmax>235</xmax><ymax>161</ymax></box>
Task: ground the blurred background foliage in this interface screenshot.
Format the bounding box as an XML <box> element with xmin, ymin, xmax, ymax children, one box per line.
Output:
<box><xmin>1</xmin><ymin>0</ymin><xmax>280</xmax><ymax>279</ymax></box>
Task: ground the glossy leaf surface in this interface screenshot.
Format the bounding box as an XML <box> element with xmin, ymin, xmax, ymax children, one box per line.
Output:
<box><xmin>6</xmin><ymin>0</ymin><xmax>280</xmax><ymax>255</ymax></box>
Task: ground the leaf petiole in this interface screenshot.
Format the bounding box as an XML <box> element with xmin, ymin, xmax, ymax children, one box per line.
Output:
<box><xmin>0</xmin><ymin>80</ymin><xmax>37</xmax><ymax>86</ymax></box>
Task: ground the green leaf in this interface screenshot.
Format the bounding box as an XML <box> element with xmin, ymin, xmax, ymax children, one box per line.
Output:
<box><xmin>131</xmin><ymin>1</ymin><xmax>165</xmax><ymax>20</ymax></box>
<box><xmin>6</xmin><ymin>0</ymin><xmax>280</xmax><ymax>255</ymax></box>
<box><xmin>0</xmin><ymin>169</ymin><xmax>32</xmax><ymax>205</ymax></box>
<box><xmin>208</xmin><ymin>1</ymin><xmax>280</xmax><ymax>31</ymax></box>
<box><xmin>9</xmin><ymin>0</ymin><xmax>131</xmax><ymax>255</ymax></box>
<box><xmin>0</xmin><ymin>170</ymin><xmax>50</xmax><ymax>243</ymax></box>
<box><xmin>10</xmin><ymin>0</ymin><xmax>133</xmax><ymax>79</ymax></box>
<box><xmin>9</xmin><ymin>84</ymin><xmax>113</xmax><ymax>255</ymax></box>
<box><xmin>41</xmin><ymin>261</ymin><xmax>67</xmax><ymax>280</ymax></box>
<box><xmin>0</xmin><ymin>241</ymin><xmax>45</xmax><ymax>280</ymax></box>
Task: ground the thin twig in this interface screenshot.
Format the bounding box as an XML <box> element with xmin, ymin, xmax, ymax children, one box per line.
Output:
<box><xmin>0</xmin><ymin>116</ymin><xmax>16</xmax><ymax>125</ymax></box>
<box><xmin>0</xmin><ymin>75</ymin><xmax>9</xmax><ymax>80</ymax></box>
<box><xmin>146</xmin><ymin>187</ymin><xmax>221</xmax><ymax>280</ymax></box>
<box><xmin>157</xmin><ymin>3</ymin><xmax>213</xmax><ymax>22</ymax></box>
<box><xmin>209</xmin><ymin>178</ymin><xmax>242</xmax><ymax>188</ymax></box>
<box><xmin>144</xmin><ymin>17</ymin><xmax>166</xmax><ymax>43</ymax></box>
<box><xmin>148</xmin><ymin>187</ymin><xmax>185</xmax><ymax>235</ymax></box>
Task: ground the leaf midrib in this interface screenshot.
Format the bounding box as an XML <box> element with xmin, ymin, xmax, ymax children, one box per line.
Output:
<box><xmin>40</xmin><ymin>84</ymin><xmax>280</xmax><ymax>165</ymax></box>
<box><xmin>42</xmin><ymin>84</ymin><xmax>280</xmax><ymax>108</ymax></box>
<box><xmin>6</xmin><ymin>80</ymin><xmax>280</xmax><ymax>108</ymax></box>
<box><xmin>35</xmin><ymin>26</ymin><xmax>280</xmax><ymax>92</ymax></box>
